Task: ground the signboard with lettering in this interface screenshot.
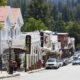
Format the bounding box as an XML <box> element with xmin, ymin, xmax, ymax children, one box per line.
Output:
<box><xmin>25</xmin><ymin>35</ymin><xmax>31</xmax><ymax>54</ymax></box>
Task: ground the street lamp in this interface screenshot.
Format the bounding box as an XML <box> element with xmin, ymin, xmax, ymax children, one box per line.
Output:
<box><xmin>7</xmin><ymin>39</ymin><xmax>12</xmax><ymax>61</ymax></box>
<box><xmin>7</xmin><ymin>39</ymin><xmax>13</xmax><ymax>74</ymax></box>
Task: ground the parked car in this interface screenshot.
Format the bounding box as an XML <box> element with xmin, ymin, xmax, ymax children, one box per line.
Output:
<box><xmin>57</xmin><ymin>60</ymin><xmax>63</xmax><ymax>67</ymax></box>
<box><xmin>72</xmin><ymin>57</ymin><xmax>80</xmax><ymax>65</ymax></box>
<box><xmin>68</xmin><ymin>57</ymin><xmax>73</xmax><ymax>63</ymax></box>
<box><xmin>62</xmin><ymin>58</ymin><xmax>69</xmax><ymax>66</ymax></box>
<box><xmin>45</xmin><ymin>58</ymin><xmax>60</xmax><ymax>69</ymax></box>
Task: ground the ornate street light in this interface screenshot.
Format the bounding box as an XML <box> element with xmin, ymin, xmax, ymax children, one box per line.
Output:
<box><xmin>7</xmin><ymin>39</ymin><xmax>12</xmax><ymax>61</ymax></box>
<box><xmin>7</xmin><ymin>38</ymin><xmax>14</xmax><ymax>74</ymax></box>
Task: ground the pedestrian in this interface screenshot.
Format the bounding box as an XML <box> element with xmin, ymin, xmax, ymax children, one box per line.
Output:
<box><xmin>13</xmin><ymin>60</ymin><xmax>17</xmax><ymax>71</ymax></box>
<box><xmin>17</xmin><ymin>58</ymin><xmax>21</xmax><ymax>69</ymax></box>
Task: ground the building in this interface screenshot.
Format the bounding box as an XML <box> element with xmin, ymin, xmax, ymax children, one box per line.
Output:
<box><xmin>0</xmin><ymin>6</ymin><xmax>24</xmax><ymax>71</ymax></box>
<box><xmin>21</xmin><ymin>31</ymin><xmax>42</xmax><ymax>71</ymax></box>
<box><xmin>57</xmin><ymin>33</ymin><xmax>71</xmax><ymax>58</ymax></box>
<box><xmin>0</xmin><ymin>6</ymin><xmax>13</xmax><ymax>56</ymax></box>
<box><xmin>40</xmin><ymin>30</ymin><xmax>62</xmax><ymax>66</ymax></box>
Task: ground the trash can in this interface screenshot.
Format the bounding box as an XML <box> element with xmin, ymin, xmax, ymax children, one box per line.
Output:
<box><xmin>0</xmin><ymin>63</ymin><xmax>2</xmax><ymax>71</ymax></box>
<box><xmin>8</xmin><ymin>61</ymin><xmax>13</xmax><ymax>74</ymax></box>
<box><xmin>0</xmin><ymin>59</ymin><xmax>2</xmax><ymax>71</ymax></box>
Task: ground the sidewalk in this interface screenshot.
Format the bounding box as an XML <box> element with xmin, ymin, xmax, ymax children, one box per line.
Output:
<box><xmin>0</xmin><ymin>71</ymin><xmax>21</xmax><ymax>79</ymax></box>
<box><xmin>28</xmin><ymin>68</ymin><xmax>44</xmax><ymax>74</ymax></box>
<box><xmin>0</xmin><ymin>68</ymin><xmax>44</xmax><ymax>79</ymax></box>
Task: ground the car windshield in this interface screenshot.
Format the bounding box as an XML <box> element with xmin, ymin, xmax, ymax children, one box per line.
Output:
<box><xmin>78</xmin><ymin>58</ymin><xmax>80</xmax><ymax>60</ymax></box>
<box><xmin>73</xmin><ymin>57</ymin><xmax>78</xmax><ymax>60</ymax></box>
<box><xmin>47</xmin><ymin>59</ymin><xmax>55</xmax><ymax>62</ymax></box>
<box><xmin>58</xmin><ymin>60</ymin><xmax>63</xmax><ymax>62</ymax></box>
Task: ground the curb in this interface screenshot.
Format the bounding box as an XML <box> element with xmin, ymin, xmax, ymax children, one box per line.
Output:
<box><xmin>28</xmin><ymin>68</ymin><xmax>45</xmax><ymax>74</ymax></box>
<box><xmin>0</xmin><ymin>74</ymin><xmax>20</xmax><ymax>79</ymax></box>
<box><xmin>0</xmin><ymin>68</ymin><xmax>45</xmax><ymax>79</ymax></box>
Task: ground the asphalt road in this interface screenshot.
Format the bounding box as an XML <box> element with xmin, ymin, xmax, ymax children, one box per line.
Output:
<box><xmin>3</xmin><ymin>64</ymin><xmax>80</xmax><ymax>80</ymax></box>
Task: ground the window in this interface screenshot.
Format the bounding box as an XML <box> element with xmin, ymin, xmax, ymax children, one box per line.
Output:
<box><xmin>52</xmin><ymin>43</ymin><xmax>55</xmax><ymax>50</ymax></box>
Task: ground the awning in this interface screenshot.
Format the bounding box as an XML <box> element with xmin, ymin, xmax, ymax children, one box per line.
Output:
<box><xmin>41</xmin><ymin>47</ymin><xmax>56</xmax><ymax>53</ymax></box>
<box><xmin>12</xmin><ymin>38</ymin><xmax>25</xmax><ymax>49</ymax></box>
<box><xmin>11</xmin><ymin>39</ymin><xmax>26</xmax><ymax>52</ymax></box>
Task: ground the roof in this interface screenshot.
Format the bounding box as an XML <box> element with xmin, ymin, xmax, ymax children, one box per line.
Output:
<box><xmin>11</xmin><ymin>8</ymin><xmax>20</xmax><ymax>24</ymax></box>
<box><xmin>43</xmin><ymin>30</ymin><xmax>52</xmax><ymax>34</ymax></box>
<box><xmin>57</xmin><ymin>33</ymin><xmax>68</xmax><ymax>35</ymax></box>
<box><xmin>22</xmin><ymin>31</ymin><xmax>40</xmax><ymax>43</ymax></box>
<box><xmin>0</xmin><ymin>6</ymin><xmax>23</xmax><ymax>26</ymax></box>
<box><xmin>0</xmin><ymin>6</ymin><xmax>10</xmax><ymax>22</ymax></box>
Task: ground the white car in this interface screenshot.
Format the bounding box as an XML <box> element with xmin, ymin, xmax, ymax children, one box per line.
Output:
<box><xmin>72</xmin><ymin>57</ymin><xmax>80</xmax><ymax>65</ymax></box>
<box><xmin>45</xmin><ymin>58</ymin><xmax>60</xmax><ymax>69</ymax></box>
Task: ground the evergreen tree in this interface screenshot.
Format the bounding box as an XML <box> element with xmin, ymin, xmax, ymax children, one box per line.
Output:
<box><xmin>12</xmin><ymin>0</ymin><xmax>20</xmax><ymax>8</ymax></box>
<box><xmin>52</xmin><ymin>5</ymin><xmax>59</xmax><ymax>21</ymax></box>
<box><xmin>65</xmin><ymin>21</ymin><xmax>80</xmax><ymax>46</ymax></box>
<box><xmin>76</xmin><ymin>4</ymin><xmax>80</xmax><ymax>21</ymax></box>
<box><xmin>27</xmin><ymin>0</ymin><xmax>53</xmax><ymax>30</ymax></box>
<box><xmin>54</xmin><ymin>20</ymin><xmax>65</xmax><ymax>32</ymax></box>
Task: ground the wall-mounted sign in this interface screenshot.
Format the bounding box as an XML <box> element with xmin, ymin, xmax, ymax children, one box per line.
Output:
<box><xmin>40</xmin><ymin>32</ymin><xmax>44</xmax><ymax>47</ymax></box>
<box><xmin>25</xmin><ymin>35</ymin><xmax>31</xmax><ymax>54</ymax></box>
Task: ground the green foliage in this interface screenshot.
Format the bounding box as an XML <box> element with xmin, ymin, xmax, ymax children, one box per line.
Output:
<box><xmin>76</xmin><ymin>43</ymin><xmax>80</xmax><ymax>49</ymax></box>
<box><xmin>53</xmin><ymin>20</ymin><xmax>65</xmax><ymax>32</ymax></box>
<box><xmin>11</xmin><ymin>0</ymin><xmax>20</xmax><ymax>8</ymax></box>
<box><xmin>27</xmin><ymin>0</ymin><xmax>53</xmax><ymax>30</ymax></box>
<box><xmin>8</xmin><ymin>0</ymin><xmax>80</xmax><ymax>46</ymax></box>
<box><xmin>65</xmin><ymin>21</ymin><xmax>80</xmax><ymax>46</ymax></box>
<box><xmin>0</xmin><ymin>23</ymin><xmax>3</xmax><ymax>30</ymax></box>
<box><xmin>22</xmin><ymin>17</ymin><xmax>48</xmax><ymax>32</ymax></box>
<box><xmin>0</xmin><ymin>0</ymin><xmax>7</xmax><ymax>6</ymax></box>
<box><xmin>76</xmin><ymin>4</ymin><xmax>80</xmax><ymax>21</ymax></box>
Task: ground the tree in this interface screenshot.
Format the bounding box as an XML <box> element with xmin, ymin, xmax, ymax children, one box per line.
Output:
<box><xmin>22</xmin><ymin>17</ymin><xmax>48</xmax><ymax>32</ymax></box>
<box><xmin>52</xmin><ymin>5</ymin><xmax>59</xmax><ymax>21</ymax></box>
<box><xmin>58</xmin><ymin>1</ymin><xmax>63</xmax><ymax>12</ymax></box>
<box><xmin>62</xmin><ymin>5</ymin><xmax>70</xmax><ymax>22</ymax></box>
<box><xmin>54</xmin><ymin>20</ymin><xmax>65</xmax><ymax>32</ymax></box>
<box><xmin>27</xmin><ymin>0</ymin><xmax>53</xmax><ymax>30</ymax></box>
<box><xmin>0</xmin><ymin>0</ymin><xmax>7</xmax><ymax>6</ymax></box>
<box><xmin>0</xmin><ymin>23</ymin><xmax>3</xmax><ymax>30</ymax></box>
<box><xmin>76</xmin><ymin>4</ymin><xmax>80</xmax><ymax>21</ymax></box>
<box><xmin>65</xmin><ymin>21</ymin><xmax>80</xmax><ymax>47</ymax></box>
<box><xmin>11</xmin><ymin>0</ymin><xmax>20</xmax><ymax>8</ymax></box>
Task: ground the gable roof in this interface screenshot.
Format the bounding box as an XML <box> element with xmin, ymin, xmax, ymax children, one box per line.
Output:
<box><xmin>0</xmin><ymin>6</ymin><xmax>23</xmax><ymax>27</ymax></box>
<box><xmin>11</xmin><ymin>8</ymin><xmax>20</xmax><ymax>24</ymax></box>
<box><xmin>0</xmin><ymin>6</ymin><xmax>10</xmax><ymax>22</ymax></box>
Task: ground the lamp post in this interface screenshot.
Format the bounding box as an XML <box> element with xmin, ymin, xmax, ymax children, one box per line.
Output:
<box><xmin>7</xmin><ymin>39</ymin><xmax>13</xmax><ymax>74</ymax></box>
<box><xmin>7</xmin><ymin>39</ymin><xmax>12</xmax><ymax>62</ymax></box>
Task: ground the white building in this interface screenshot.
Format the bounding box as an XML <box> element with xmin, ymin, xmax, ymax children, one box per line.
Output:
<box><xmin>51</xmin><ymin>33</ymin><xmax>61</xmax><ymax>53</ymax></box>
<box><xmin>41</xmin><ymin>30</ymin><xmax>61</xmax><ymax>54</ymax></box>
<box><xmin>40</xmin><ymin>30</ymin><xmax>62</xmax><ymax>61</ymax></box>
<box><xmin>0</xmin><ymin>6</ymin><xmax>13</xmax><ymax>56</ymax></box>
<box><xmin>0</xmin><ymin>6</ymin><xmax>24</xmax><ymax>61</ymax></box>
<box><xmin>21</xmin><ymin>31</ymin><xmax>42</xmax><ymax>70</ymax></box>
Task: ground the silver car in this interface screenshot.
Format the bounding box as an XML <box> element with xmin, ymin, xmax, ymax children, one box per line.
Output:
<box><xmin>72</xmin><ymin>57</ymin><xmax>80</xmax><ymax>65</ymax></box>
<box><xmin>45</xmin><ymin>58</ymin><xmax>60</xmax><ymax>69</ymax></box>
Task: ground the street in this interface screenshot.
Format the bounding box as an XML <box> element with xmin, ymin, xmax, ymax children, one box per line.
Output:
<box><xmin>3</xmin><ymin>64</ymin><xmax>80</xmax><ymax>80</ymax></box>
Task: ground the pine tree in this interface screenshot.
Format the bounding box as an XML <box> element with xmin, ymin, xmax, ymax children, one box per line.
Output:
<box><xmin>27</xmin><ymin>0</ymin><xmax>53</xmax><ymax>30</ymax></box>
